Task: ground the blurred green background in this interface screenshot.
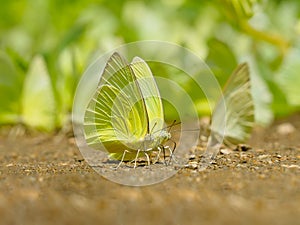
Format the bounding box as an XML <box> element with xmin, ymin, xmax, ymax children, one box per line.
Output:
<box><xmin>0</xmin><ymin>0</ymin><xmax>299</xmax><ymax>131</ymax></box>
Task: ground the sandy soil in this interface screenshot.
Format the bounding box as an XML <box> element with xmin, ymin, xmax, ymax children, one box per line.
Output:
<box><xmin>0</xmin><ymin>114</ymin><xmax>300</xmax><ymax>225</ymax></box>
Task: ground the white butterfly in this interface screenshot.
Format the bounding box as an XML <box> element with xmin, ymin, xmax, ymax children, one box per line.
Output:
<box><xmin>200</xmin><ymin>63</ymin><xmax>255</xmax><ymax>168</ymax></box>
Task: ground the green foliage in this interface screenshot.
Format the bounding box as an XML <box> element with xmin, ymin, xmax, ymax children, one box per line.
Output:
<box><xmin>206</xmin><ymin>38</ymin><xmax>238</xmax><ymax>85</ymax></box>
<box><xmin>0</xmin><ymin>51</ymin><xmax>24</xmax><ymax>123</ymax></box>
<box><xmin>21</xmin><ymin>56</ymin><xmax>56</xmax><ymax>131</ymax></box>
<box><xmin>274</xmin><ymin>48</ymin><xmax>300</xmax><ymax>114</ymax></box>
<box><xmin>0</xmin><ymin>0</ymin><xmax>299</xmax><ymax>131</ymax></box>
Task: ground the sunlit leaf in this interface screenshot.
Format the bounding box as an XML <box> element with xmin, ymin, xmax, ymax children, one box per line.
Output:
<box><xmin>275</xmin><ymin>48</ymin><xmax>300</xmax><ymax>107</ymax></box>
<box><xmin>57</xmin><ymin>21</ymin><xmax>88</xmax><ymax>53</ymax></box>
<box><xmin>267</xmin><ymin>80</ymin><xmax>296</xmax><ymax>117</ymax></box>
<box><xmin>0</xmin><ymin>51</ymin><xmax>23</xmax><ymax>123</ymax></box>
<box><xmin>206</xmin><ymin>38</ymin><xmax>238</xmax><ymax>86</ymax></box>
<box><xmin>21</xmin><ymin>55</ymin><xmax>56</xmax><ymax>131</ymax></box>
<box><xmin>251</xmin><ymin>63</ymin><xmax>274</xmax><ymax>126</ymax></box>
<box><xmin>215</xmin><ymin>0</ymin><xmax>256</xmax><ymax>24</ymax></box>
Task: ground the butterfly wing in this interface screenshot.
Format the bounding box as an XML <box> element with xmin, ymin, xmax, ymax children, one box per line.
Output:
<box><xmin>130</xmin><ymin>57</ymin><xmax>165</xmax><ymax>134</ymax></box>
<box><xmin>83</xmin><ymin>52</ymin><xmax>148</xmax><ymax>160</ymax></box>
<box><xmin>210</xmin><ymin>63</ymin><xmax>255</xmax><ymax>147</ymax></box>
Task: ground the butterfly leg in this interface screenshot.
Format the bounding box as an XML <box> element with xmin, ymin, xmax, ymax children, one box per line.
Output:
<box><xmin>156</xmin><ymin>144</ymin><xmax>170</xmax><ymax>165</ymax></box>
<box><xmin>133</xmin><ymin>149</ymin><xmax>141</xmax><ymax>169</ymax></box>
<box><xmin>164</xmin><ymin>146</ymin><xmax>174</xmax><ymax>165</ymax></box>
<box><xmin>116</xmin><ymin>149</ymin><xmax>130</xmax><ymax>169</ymax></box>
<box><xmin>165</xmin><ymin>140</ymin><xmax>177</xmax><ymax>165</ymax></box>
<box><xmin>143</xmin><ymin>151</ymin><xmax>151</xmax><ymax>167</ymax></box>
<box><xmin>152</xmin><ymin>147</ymin><xmax>162</xmax><ymax>164</ymax></box>
<box><xmin>159</xmin><ymin>144</ymin><xmax>168</xmax><ymax>166</ymax></box>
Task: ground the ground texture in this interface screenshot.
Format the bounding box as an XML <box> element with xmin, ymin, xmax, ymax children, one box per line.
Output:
<box><xmin>0</xmin><ymin>114</ymin><xmax>300</xmax><ymax>225</ymax></box>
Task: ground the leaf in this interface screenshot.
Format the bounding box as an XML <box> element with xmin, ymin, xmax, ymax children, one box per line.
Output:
<box><xmin>251</xmin><ymin>64</ymin><xmax>274</xmax><ymax>126</ymax></box>
<box><xmin>275</xmin><ymin>48</ymin><xmax>300</xmax><ymax>107</ymax></box>
<box><xmin>267</xmin><ymin>80</ymin><xmax>296</xmax><ymax>117</ymax></box>
<box><xmin>206</xmin><ymin>38</ymin><xmax>238</xmax><ymax>86</ymax></box>
<box><xmin>21</xmin><ymin>55</ymin><xmax>56</xmax><ymax>131</ymax></box>
<box><xmin>57</xmin><ymin>21</ymin><xmax>88</xmax><ymax>53</ymax></box>
<box><xmin>215</xmin><ymin>0</ymin><xmax>256</xmax><ymax>24</ymax></box>
<box><xmin>56</xmin><ymin>48</ymin><xmax>82</xmax><ymax>126</ymax></box>
<box><xmin>0</xmin><ymin>51</ymin><xmax>23</xmax><ymax>124</ymax></box>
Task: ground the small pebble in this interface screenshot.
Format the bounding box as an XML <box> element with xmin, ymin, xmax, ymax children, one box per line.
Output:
<box><xmin>68</xmin><ymin>137</ymin><xmax>76</xmax><ymax>144</ymax></box>
<box><xmin>258</xmin><ymin>154</ymin><xmax>270</xmax><ymax>160</ymax></box>
<box><xmin>255</xmin><ymin>149</ymin><xmax>265</xmax><ymax>153</ymax></box>
<box><xmin>185</xmin><ymin>162</ymin><xmax>198</xmax><ymax>169</ymax></box>
<box><xmin>235</xmin><ymin>144</ymin><xmax>252</xmax><ymax>152</ymax></box>
<box><xmin>189</xmin><ymin>154</ymin><xmax>196</xmax><ymax>160</ymax></box>
<box><xmin>282</xmin><ymin>164</ymin><xmax>300</xmax><ymax>169</ymax></box>
<box><xmin>276</xmin><ymin>123</ymin><xmax>295</xmax><ymax>135</ymax></box>
<box><xmin>220</xmin><ymin>148</ymin><xmax>232</xmax><ymax>155</ymax></box>
<box><xmin>200</xmin><ymin>135</ymin><xmax>207</xmax><ymax>142</ymax></box>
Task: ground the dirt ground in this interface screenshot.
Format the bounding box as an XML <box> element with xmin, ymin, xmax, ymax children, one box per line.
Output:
<box><xmin>0</xmin><ymin>114</ymin><xmax>300</xmax><ymax>225</ymax></box>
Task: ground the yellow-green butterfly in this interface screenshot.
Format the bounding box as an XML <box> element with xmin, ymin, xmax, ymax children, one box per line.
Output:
<box><xmin>83</xmin><ymin>52</ymin><xmax>172</xmax><ymax>167</ymax></box>
<box><xmin>202</xmin><ymin>63</ymin><xmax>255</xmax><ymax>165</ymax></box>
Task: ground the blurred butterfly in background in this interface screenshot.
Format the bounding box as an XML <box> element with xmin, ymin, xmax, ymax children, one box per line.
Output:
<box><xmin>83</xmin><ymin>52</ymin><xmax>174</xmax><ymax>168</ymax></box>
<box><xmin>201</xmin><ymin>63</ymin><xmax>255</xmax><ymax>167</ymax></box>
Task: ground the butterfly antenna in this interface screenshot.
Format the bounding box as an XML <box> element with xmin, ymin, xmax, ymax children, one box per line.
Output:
<box><xmin>150</xmin><ymin>120</ymin><xmax>181</xmax><ymax>135</ymax></box>
<box><xmin>168</xmin><ymin>120</ymin><xmax>180</xmax><ymax>133</ymax></box>
<box><xmin>170</xmin><ymin>128</ymin><xmax>200</xmax><ymax>133</ymax></box>
<box><xmin>150</xmin><ymin>122</ymin><xmax>158</xmax><ymax>134</ymax></box>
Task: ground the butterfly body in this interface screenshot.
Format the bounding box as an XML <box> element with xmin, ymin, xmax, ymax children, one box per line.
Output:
<box><xmin>108</xmin><ymin>131</ymin><xmax>171</xmax><ymax>161</ymax></box>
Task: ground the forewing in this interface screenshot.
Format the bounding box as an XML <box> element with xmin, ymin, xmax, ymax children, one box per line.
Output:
<box><xmin>210</xmin><ymin>63</ymin><xmax>255</xmax><ymax>147</ymax></box>
<box><xmin>130</xmin><ymin>57</ymin><xmax>164</xmax><ymax>134</ymax></box>
<box><xmin>83</xmin><ymin>53</ymin><xmax>148</xmax><ymax>155</ymax></box>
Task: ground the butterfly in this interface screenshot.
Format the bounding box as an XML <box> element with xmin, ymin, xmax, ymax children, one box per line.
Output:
<box><xmin>83</xmin><ymin>52</ymin><xmax>173</xmax><ymax>167</ymax></box>
<box><xmin>201</xmin><ymin>63</ymin><xmax>255</xmax><ymax>166</ymax></box>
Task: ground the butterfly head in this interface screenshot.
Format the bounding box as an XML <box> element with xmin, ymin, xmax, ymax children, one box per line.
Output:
<box><xmin>142</xmin><ymin>130</ymin><xmax>171</xmax><ymax>149</ymax></box>
<box><xmin>154</xmin><ymin>130</ymin><xmax>171</xmax><ymax>144</ymax></box>
<box><xmin>160</xmin><ymin>130</ymin><xmax>171</xmax><ymax>141</ymax></box>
